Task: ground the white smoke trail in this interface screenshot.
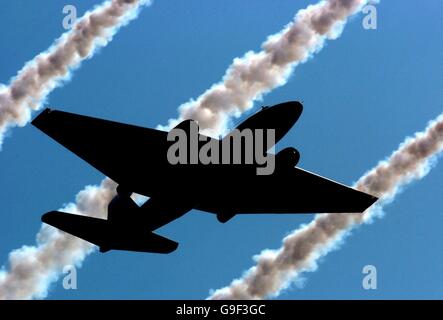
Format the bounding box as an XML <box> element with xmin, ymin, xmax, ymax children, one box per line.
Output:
<box><xmin>0</xmin><ymin>0</ymin><xmax>151</xmax><ymax>147</ymax></box>
<box><xmin>161</xmin><ymin>0</ymin><xmax>369</xmax><ymax>135</ymax></box>
<box><xmin>0</xmin><ymin>179</ymin><xmax>116</xmax><ymax>299</ymax></box>
<box><xmin>0</xmin><ymin>0</ymin><xmax>377</xmax><ymax>299</ymax></box>
<box><xmin>0</xmin><ymin>0</ymin><xmax>151</xmax><ymax>299</ymax></box>
<box><xmin>210</xmin><ymin>115</ymin><xmax>443</xmax><ymax>299</ymax></box>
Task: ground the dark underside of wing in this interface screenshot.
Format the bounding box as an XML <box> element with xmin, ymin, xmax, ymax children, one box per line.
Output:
<box><xmin>195</xmin><ymin>166</ymin><xmax>378</xmax><ymax>214</ymax></box>
<box><xmin>32</xmin><ymin>108</ymin><xmax>168</xmax><ymax>192</ymax></box>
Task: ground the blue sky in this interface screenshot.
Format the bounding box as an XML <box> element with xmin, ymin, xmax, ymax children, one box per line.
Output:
<box><xmin>0</xmin><ymin>0</ymin><xmax>442</xmax><ymax>299</ymax></box>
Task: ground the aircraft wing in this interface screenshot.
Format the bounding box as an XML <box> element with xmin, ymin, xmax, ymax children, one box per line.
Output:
<box><xmin>32</xmin><ymin>108</ymin><xmax>168</xmax><ymax>191</ymax></box>
<box><xmin>196</xmin><ymin>166</ymin><xmax>378</xmax><ymax>214</ymax></box>
<box><xmin>42</xmin><ymin>211</ymin><xmax>178</xmax><ymax>253</ymax></box>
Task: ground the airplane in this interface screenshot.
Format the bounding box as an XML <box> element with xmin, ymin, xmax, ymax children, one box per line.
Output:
<box><xmin>31</xmin><ymin>101</ymin><xmax>378</xmax><ymax>254</ymax></box>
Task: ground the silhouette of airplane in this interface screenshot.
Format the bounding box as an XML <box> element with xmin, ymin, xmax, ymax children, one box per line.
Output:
<box><xmin>32</xmin><ymin>101</ymin><xmax>377</xmax><ymax>254</ymax></box>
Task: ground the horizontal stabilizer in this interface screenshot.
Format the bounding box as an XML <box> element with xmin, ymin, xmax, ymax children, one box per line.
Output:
<box><xmin>42</xmin><ymin>211</ymin><xmax>178</xmax><ymax>254</ymax></box>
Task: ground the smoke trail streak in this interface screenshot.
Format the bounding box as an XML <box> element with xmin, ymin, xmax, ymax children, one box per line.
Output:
<box><xmin>0</xmin><ymin>179</ymin><xmax>116</xmax><ymax>299</ymax></box>
<box><xmin>0</xmin><ymin>0</ymin><xmax>379</xmax><ymax>299</ymax></box>
<box><xmin>161</xmin><ymin>0</ymin><xmax>369</xmax><ymax>135</ymax></box>
<box><xmin>0</xmin><ymin>0</ymin><xmax>151</xmax><ymax>147</ymax></box>
<box><xmin>210</xmin><ymin>115</ymin><xmax>443</xmax><ymax>299</ymax></box>
<box><xmin>0</xmin><ymin>0</ymin><xmax>150</xmax><ymax>299</ymax></box>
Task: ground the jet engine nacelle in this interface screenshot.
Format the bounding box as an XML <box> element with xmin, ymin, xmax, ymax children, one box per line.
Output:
<box><xmin>275</xmin><ymin>147</ymin><xmax>300</xmax><ymax>169</ymax></box>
